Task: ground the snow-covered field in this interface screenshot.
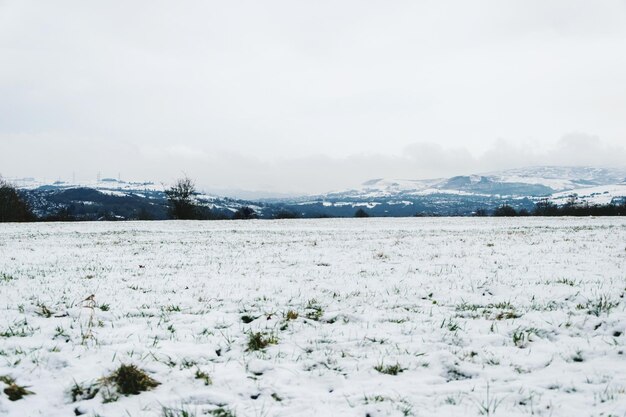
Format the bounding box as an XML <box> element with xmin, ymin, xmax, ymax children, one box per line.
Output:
<box><xmin>1</xmin><ymin>218</ymin><xmax>625</xmax><ymax>417</ymax></box>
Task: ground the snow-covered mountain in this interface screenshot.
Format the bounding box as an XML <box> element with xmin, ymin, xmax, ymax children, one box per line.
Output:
<box><xmin>278</xmin><ymin>166</ymin><xmax>626</xmax><ymax>216</ymax></box>
<box><xmin>323</xmin><ymin>166</ymin><xmax>626</xmax><ymax>200</ymax></box>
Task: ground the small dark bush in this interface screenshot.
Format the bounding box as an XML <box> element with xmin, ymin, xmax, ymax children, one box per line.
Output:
<box><xmin>354</xmin><ymin>208</ymin><xmax>369</xmax><ymax>218</ymax></box>
<box><xmin>233</xmin><ymin>206</ymin><xmax>257</xmax><ymax>220</ymax></box>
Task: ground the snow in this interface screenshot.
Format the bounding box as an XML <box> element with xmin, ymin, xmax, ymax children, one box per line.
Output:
<box><xmin>97</xmin><ymin>189</ymin><xmax>128</xmax><ymax>197</ymax></box>
<box><xmin>0</xmin><ymin>218</ymin><xmax>625</xmax><ymax>417</ymax></box>
<box><xmin>410</xmin><ymin>188</ymin><xmax>491</xmax><ymax>197</ymax></box>
<box><xmin>327</xmin><ymin>179</ymin><xmax>443</xmax><ymax>199</ymax></box>
<box><xmin>550</xmin><ymin>184</ymin><xmax>626</xmax><ymax>205</ymax></box>
<box><xmin>8</xmin><ymin>177</ymin><xmax>161</xmax><ymax>193</ymax></box>
<box><xmin>322</xmin><ymin>202</ymin><xmax>381</xmax><ymax>208</ymax></box>
<box><xmin>490</xmin><ymin>175</ymin><xmax>576</xmax><ymax>191</ymax></box>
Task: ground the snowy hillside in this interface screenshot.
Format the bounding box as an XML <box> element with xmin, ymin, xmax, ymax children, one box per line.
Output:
<box><xmin>8</xmin><ymin>166</ymin><xmax>626</xmax><ymax>218</ymax></box>
<box><xmin>9</xmin><ymin>177</ymin><xmax>264</xmax><ymax>220</ymax></box>
<box><xmin>277</xmin><ymin>166</ymin><xmax>626</xmax><ymax>216</ymax></box>
<box><xmin>550</xmin><ymin>183</ymin><xmax>626</xmax><ymax>205</ymax></box>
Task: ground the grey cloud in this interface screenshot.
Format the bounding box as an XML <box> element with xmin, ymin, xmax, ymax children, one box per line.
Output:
<box><xmin>1</xmin><ymin>1</ymin><xmax>626</xmax><ymax>193</ymax></box>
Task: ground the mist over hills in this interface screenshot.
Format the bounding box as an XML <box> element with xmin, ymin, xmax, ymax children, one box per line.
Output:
<box><xmin>10</xmin><ymin>166</ymin><xmax>626</xmax><ymax>220</ymax></box>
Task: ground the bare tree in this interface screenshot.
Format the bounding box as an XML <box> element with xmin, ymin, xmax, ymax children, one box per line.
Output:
<box><xmin>164</xmin><ymin>176</ymin><xmax>198</xmax><ymax>219</ymax></box>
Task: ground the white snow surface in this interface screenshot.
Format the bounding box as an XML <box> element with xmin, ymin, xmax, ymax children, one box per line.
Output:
<box><xmin>0</xmin><ymin>219</ymin><xmax>625</xmax><ymax>417</ymax></box>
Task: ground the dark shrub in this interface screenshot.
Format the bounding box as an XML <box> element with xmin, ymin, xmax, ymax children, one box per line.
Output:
<box><xmin>354</xmin><ymin>208</ymin><xmax>369</xmax><ymax>218</ymax></box>
<box><xmin>493</xmin><ymin>205</ymin><xmax>517</xmax><ymax>217</ymax></box>
<box><xmin>0</xmin><ymin>177</ymin><xmax>36</xmax><ymax>222</ymax></box>
<box><xmin>233</xmin><ymin>206</ymin><xmax>257</xmax><ymax>220</ymax></box>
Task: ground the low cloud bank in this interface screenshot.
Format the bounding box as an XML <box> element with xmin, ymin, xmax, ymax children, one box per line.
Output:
<box><xmin>1</xmin><ymin>133</ymin><xmax>625</xmax><ymax>195</ymax></box>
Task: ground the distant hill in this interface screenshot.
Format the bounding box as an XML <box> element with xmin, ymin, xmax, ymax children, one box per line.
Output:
<box><xmin>14</xmin><ymin>178</ymin><xmax>265</xmax><ymax>220</ymax></box>
<box><xmin>9</xmin><ymin>166</ymin><xmax>626</xmax><ymax>219</ymax></box>
<box><xmin>269</xmin><ymin>166</ymin><xmax>626</xmax><ymax>217</ymax></box>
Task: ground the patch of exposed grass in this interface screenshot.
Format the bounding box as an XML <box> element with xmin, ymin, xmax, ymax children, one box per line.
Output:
<box><xmin>195</xmin><ymin>369</ymin><xmax>212</xmax><ymax>386</ymax></box>
<box><xmin>446</xmin><ymin>368</ymin><xmax>472</xmax><ymax>381</ymax></box>
<box><xmin>364</xmin><ymin>394</ymin><xmax>388</xmax><ymax>404</ymax></box>
<box><xmin>456</xmin><ymin>301</ymin><xmax>521</xmax><ymax>320</ymax></box>
<box><xmin>495</xmin><ymin>311</ymin><xmax>521</xmax><ymax>320</ymax></box>
<box><xmin>1</xmin><ymin>376</ymin><xmax>34</xmax><ymax>401</ymax></box>
<box><xmin>54</xmin><ymin>326</ymin><xmax>70</xmax><ymax>341</ymax></box>
<box><xmin>103</xmin><ymin>364</ymin><xmax>160</xmax><ymax>395</ymax></box>
<box><xmin>0</xmin><ymin>319</ymin><xmax>36</xmax><ymax>338</ymax></box>
<box><xmin>70</xmin><ymin>380</ymin><xmax>99</xmax><ymax>402</ymax></box>
<box><xmin>441</xmin><ymin>318</ymin><xmax>460</xmax><ymax>332</ymax></box>
<box><xmin>305</xmin><ymin>299</ymin><xmax>324</xmax><ymax>321</ymax></box>
<box><xmin>456</xmin><ymin>302</ymin><xmax>483</xmax><ymax>311</ymax></box>
<box><xmin>162</xmin><ymin>406</ymin><xmax>196</xmax><ymax>417</ymax></box>
<box><xmin>285</xmin><ymin>310</ymin><xmax>299</xmax><ymax>320</ymax></box>
<box><xmin>580</xmin><ymin>296</ymin><xmax>619</xmax><ymax>317</ymax></box>
<box><xmin>247</xmin><ymin>332</ymin><xmax>278</xmax><ymax>351</ymax></box>
<box><xmin>474</xmin><ymin>384</ymin><xmax>503</xmax><ymax>416</ymax></box>
<box><xmin>35</xmin><ymin>303</ymin><xmax>54</xmax><ymax>318</ymax></box>
<box><xmin>512</xmin><ymin>327</ymin><xmax>544</xmax><ymax>348</ymax></box>
<box><xmin>0</xmin><ymin>273</ymin><xmax>14</xmax><ymax>282</ymax></box>
<box><xmin>488</xmin><ymin>301</ymin><xmax>514</xmax><ymax>310</ymax></box>
<box><xmin>209</xmin><ymin>408</ymin><xmax>236</xmax><ymax>417</ymax></box>
<box><xmin>374</xmin><ymin>362</ymin><xmax>405</xmax><ymax>375</ymax></box>
<box><xmin>180</xmin><ymin>359</ymin><xmax>197</xmax><ymax>369</ymax></box>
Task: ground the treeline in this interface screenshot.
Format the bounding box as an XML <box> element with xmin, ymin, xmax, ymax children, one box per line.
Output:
<box><xmin>0</xmin><ymin>176</ymin><xmax>260</xmax><ymax>222</ymax></box>
<box><xmin>478</xmin><ymin>200</ymin><xmax>626</xmax><ymax>217</ymax></box>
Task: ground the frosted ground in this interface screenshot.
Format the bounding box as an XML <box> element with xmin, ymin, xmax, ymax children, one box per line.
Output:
<box><xmin>0</xmin><ymin>219</ymin><xmax>625</xmax><ymax>417</ymax></box>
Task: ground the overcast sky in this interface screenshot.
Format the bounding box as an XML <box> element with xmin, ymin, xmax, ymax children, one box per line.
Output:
<box><xmin>1</xmin><ymin>1</ymin><xmax>626</xmax><ymax>195</ymax></box>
